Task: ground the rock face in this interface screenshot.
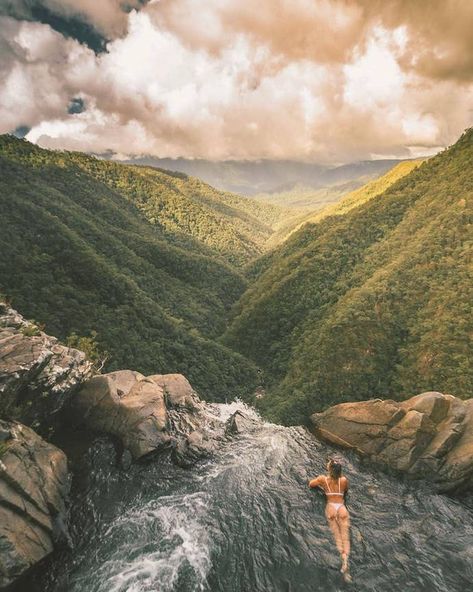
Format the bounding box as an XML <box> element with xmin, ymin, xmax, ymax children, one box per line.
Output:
<box><xmin>310</xmin><ymin>392</ymin><xmax>473</xmax><ymax>493</ymax></box>
<box><xmin>0</xmin><ymin>303</ymin><xmax>93</xmax><ymax>434</ymax></box>
<box><xmin>73</xmin><ymin>371</ymin><xmax>224</xmax><ymax>463</ymax></box>
<box><xmin>0</xmin><ymin>419</ymin><xmax>70</xmax><ymax>588</ymax></box>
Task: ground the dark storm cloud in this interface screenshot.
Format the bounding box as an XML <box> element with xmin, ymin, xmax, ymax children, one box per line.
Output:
<box><xmin>0</xmin><ymin>1</ymin><xmax>107</xmax><ymax>51</ymax></box>
<box><xmin>12</xmin><ymin>125</ymin><xmax>30</xmax><ymax>137</ymax></box>
<box><xmin>0</xmin><ymin>1</ymin><xmax>151</xmax><ymax>50</ymax></box>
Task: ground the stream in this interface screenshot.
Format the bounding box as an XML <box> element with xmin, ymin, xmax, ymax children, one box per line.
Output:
<box><xmin>28</xmin><ymin>402</ymin><xmax>473</xmax><ymax>592</ymax></box>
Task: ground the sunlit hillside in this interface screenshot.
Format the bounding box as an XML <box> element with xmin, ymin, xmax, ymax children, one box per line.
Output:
<box><xmin>225</xmin><ymin>130</ymin><xmax>473</xmax><ymax>424</ymax></box>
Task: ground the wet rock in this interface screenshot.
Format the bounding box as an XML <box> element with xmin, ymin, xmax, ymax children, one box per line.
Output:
<box><xmin>310</xmin><ymin>392</ymin><xmax>473</xmax><ymax>493</ymax></box>
<box><xmin>172</xmin><ymin>429</ymin><xmax>219</xmax><ymax>467</ymax></box>
<box><xmin>0</xmin><ymin>303</ymin><xmax>93</xmax><ymax>434</ymax></box>
<box><xmin>225</xmin><ymin>410</ymin><xmax>260</xmax><ymax>435</ymax></box>
<box><xmin>47</xmin><ymin>502</ymin><xmax>73</xmax><ymax>550</ymax></box>
<box><xmin>0</xmin><ymin>419</ymin><xmax>70</xmax><ymax>588</ymax></box>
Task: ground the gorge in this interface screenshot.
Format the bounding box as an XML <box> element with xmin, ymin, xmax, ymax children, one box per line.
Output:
<box><xmin>1</xmin><ymin>129</ymin><xmax>473</xmax><ymax>591</ymax></box>
<box><xmin>2</xmin><ymin>305</ymin><xmax>473</xmax><ymax>592</ymax></box>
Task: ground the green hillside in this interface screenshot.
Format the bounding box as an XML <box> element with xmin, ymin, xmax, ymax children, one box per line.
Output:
<box><xmin>265</xmin><ymin>160</ymin><xmax>424</xmax><ymax>248</ymax></box>
<box><xmin>224</xmin><ymin>130</ymin><xmax>473</xmax><ymax>424</ymax></box>
<box><xmin>252</xmin><ymin>159</ymin><xmax>403</xmax><ymax>209</ymax></box>
<box><xmin>0</xmin><ymin>136</ymin><xmax>288</xmax><ymax>268</ymax></box>
<box><xmin>254</xmin><ymin>177</ymin><xmax>371</xmax><ymax>210</ymax></box>
<box><xmin>0</xmin><ymin>135</ymin><xmax>262</xmax><ymax>400</ymax></box>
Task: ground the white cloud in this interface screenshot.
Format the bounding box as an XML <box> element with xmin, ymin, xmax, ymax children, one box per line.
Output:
<box><xmin>0</xmin><ymin>1</ymin><xmax>472</xmax><ymax>162</ymax></box>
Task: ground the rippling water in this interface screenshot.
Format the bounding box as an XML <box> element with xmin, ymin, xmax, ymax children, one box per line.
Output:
<box><xmin>31</xmin><ymin>402</ymin><xmax>473</xmax><ymax>592</ymax></box>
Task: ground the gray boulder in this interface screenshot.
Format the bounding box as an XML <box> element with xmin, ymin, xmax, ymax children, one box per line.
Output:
<box><xmin>225</xmin><ymin>410</ymin><xmax>260</xmax><ymax>435</ymax></box>
<box><xmin>0</xmin><ymin>419</ymin><xmax>70</xmax><ymax>588</ymax></box>
<box><xmin>310</xmin><ymin>391</ymin><xmax>473</xmax><ymax>493</ymax></box>
<box><xmin>0</xmin><ymin>303</ymin><xmax>93</xmax><ymax>433</ymax></box>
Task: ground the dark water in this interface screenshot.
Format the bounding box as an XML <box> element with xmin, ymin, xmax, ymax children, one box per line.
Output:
<box><xmin>34</xmin><ymin>402</ymin><xmax>473</xmax><ymax>592</ymax></box>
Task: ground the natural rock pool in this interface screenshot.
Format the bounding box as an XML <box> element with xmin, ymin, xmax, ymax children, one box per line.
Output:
<box><xmin>26</xmin><ymin>402</ymin><xmax>473</xmax><ymax>592</ymax></box>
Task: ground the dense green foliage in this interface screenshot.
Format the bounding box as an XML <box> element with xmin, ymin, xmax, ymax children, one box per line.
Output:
<box><xmin>266</xmin><ymin>160</ymin><xmax>423</xmax><ymax>246</ymax></box>
<box><xmin>225</xmin><ymin>130</ymin><xmax>473</xmax><ymax>424</ymax></box>
<box><xmin>3</xmin><ymin>132</ymin><xmax>471</xmax><ymax>422</ymax></box>
<box><xmin>0</xmin><ymin>136</ymin><xmax>288</xmax><ymax>267</ymax></box>
<box><xmin>254</xmin><ymin>178</ymin><xmax>370</xmax><ymax>210</ymax></box>
<box><xmin>65</xmin><ymin>331</ymin><xmax>108</xmax><ymax>371</ymax></box>
<box><xmin>0</xmin><ymin>135</ymin><xmax>263</xmax><ymax>400</ymax></box>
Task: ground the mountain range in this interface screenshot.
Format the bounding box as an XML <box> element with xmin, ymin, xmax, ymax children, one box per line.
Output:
<box><xmin>225</xmin><ymin>129</ymin><xmax>473</xmax><ymax>423</ymax></box>
<box><xmin>0</xmin><ymin>135</ymin><xmax>271</xmax><ymax>400</ymax></box>
<box><xmin>116</xmin><ymin>155</ymin><xmax>404</xmax><ymax>197</ymax></box>
<box><xmin>1</xmin><ymin>130</ymin><xmax>471</xmax><ymax>425</ymax></box>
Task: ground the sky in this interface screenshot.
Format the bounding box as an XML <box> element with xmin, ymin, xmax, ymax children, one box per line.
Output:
<box><xmin>1</xmin><ymin>0</ymin><xmax>473</xmax><ymax>163</ymax></box>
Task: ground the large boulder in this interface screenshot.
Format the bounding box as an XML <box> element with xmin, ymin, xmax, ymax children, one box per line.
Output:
<box><xmin>310</xmin><ymin>392</ymin><xmax>473</xmax><ymax>493</ymax></box>
<box><xmin>0</xmin><ymin>419</ymin><xmax>70</xmax><ymax>588</ymax></box>
<box><xmin>0</xmin><ymin>303</ymin><xmax>93</xmax><ymax>434</ymax></box>
<box><xmin>72</xmin><ymin>371</ymin><xmax>223</xmax><ymax>463</ymax></box>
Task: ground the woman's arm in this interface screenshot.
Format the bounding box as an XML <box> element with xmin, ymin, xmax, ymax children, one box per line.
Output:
<box><xmin>308</xmin><ymin>475</ymin><xmax>323</xmax><ymax>489</ymax></box>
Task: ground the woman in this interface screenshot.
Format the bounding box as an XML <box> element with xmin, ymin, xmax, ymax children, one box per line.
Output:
<box><xmin>308</xmin><ymin>458</ymin><xmax>351</xmax><ymax>580</ymax></box>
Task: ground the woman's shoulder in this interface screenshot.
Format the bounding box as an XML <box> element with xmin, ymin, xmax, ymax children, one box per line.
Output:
<box><xmin>308</xmin><ymin>474</ymin><xmax>327</xmax><ymax>488</ymax></box>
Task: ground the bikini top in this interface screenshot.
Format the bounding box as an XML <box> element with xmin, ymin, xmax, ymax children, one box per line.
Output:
<box><xmin>324</xmin><ymin>476</ymin><xmax>343</xmax><ymax>496</ymax></box>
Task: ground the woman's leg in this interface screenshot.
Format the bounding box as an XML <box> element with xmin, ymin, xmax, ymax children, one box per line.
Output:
<box><xmin>325</xmin><ymin>504</ymin><xmax>344</xmax><ymax>556</ymax></box>
<box><xmin>337</xmin><ymin>506</ymin><xmax>351</xmax><ymax>572</ymax></box>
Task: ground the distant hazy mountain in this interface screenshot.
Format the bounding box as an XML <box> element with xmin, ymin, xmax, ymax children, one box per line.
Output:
<box><xmin>116</xmin><ymin>156</ymin><xmax>405</xmax><ymax>196</ymax></box>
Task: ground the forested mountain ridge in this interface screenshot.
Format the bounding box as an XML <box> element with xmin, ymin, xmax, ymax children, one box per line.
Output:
<box><xmin>265</xmin><ymin>159</ymin><xmax>424</xmax><ymax>248</ymax></box>
<box><xmin>224</xmin><ymin>129</ymin><xmax>473</xmax><ymax>424</ymax></box>
<box><xmin>0</xmin><ymin>135</ymin><xmax>261</xmax><ymax>400</ymax></box>
<box><xmin>0</xmin><ymin>135</ymin><xmax>290</xmax><ymax>267</ymax></box>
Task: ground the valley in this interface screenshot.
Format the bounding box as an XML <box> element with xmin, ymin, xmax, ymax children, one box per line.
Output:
<box><xmin>1</xmin><ymin>131</ymin><xmax>472</xmax><ymax>425</ymax></box>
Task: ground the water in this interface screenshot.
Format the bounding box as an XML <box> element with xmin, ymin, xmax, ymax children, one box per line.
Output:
<box><xmin>33</xmin><ymin>402</ymin><xmax>473</xmax><ymax>592</ymax></box>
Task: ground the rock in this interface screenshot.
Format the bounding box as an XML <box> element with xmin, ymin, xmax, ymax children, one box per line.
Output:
<box><xmin>0</xmin><ymin>419</ymin><xmax>70</xmax><ymax>588</ymax></box>
<box><xmin>72</xmin><ymin>370</ymin><xmax>170</xmax><ymax>460</ymax></box>
<box><xmin>0</xmin><ymin>303</ymin><xmax>93</xmax><ymax>434</ymax></box>
<box><xmin>47</xmin><ymin>502</ymin><xmax>73</xmax><ymax>550</ymax></box>
<box><xmin>225</xmin><ymin>410</ymin><xmax>260</xmax><ymax>435</ymax></box>
<box><xmin>148</xmin><ymin>374</ymin><xmax>198</xmax><ymax>409</ymax></box>
<box><xmin>310</xmin><ymin>392</ymin><xmax>473</xmax><ymax>493</ymax></box>
<box><xmin>73</xmin><ymin>371</ymin><xmax>222</xmax><ymax>465</ymax></box>
<box><xmin>172</xmin><ymin>429</ymin><xmax>218</xmax><ymax>467</ymax></box>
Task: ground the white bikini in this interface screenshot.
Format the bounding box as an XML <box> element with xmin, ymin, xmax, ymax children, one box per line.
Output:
<box><xmin>324</xmin><ymin>476</ymin><xmax>344</xmax><ymax>511</ymax></box>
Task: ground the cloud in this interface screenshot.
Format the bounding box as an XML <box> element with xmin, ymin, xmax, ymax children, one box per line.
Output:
<box><xmin>359</xmin><ymin>0</ymin><xmax>473</xmax><ymax>83</ymax></box>
<box><xmin>1</xmin><ymin>1</ymin><xmax>472</xmax><ymax>162</ymax></box>
<box><xmin>0</xmin><ymin>17</ymin><xmax>96</xmax><ymax>131</ymax></box>
<box><xmin>149</xmin><ymin>0</ymin><xmax>473</xmax><ymax>83</ymax></box>
<box><xmin>41</xmin><ymin>0</ymin><xmax>146</xmax><ymax>37</ymax></box>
